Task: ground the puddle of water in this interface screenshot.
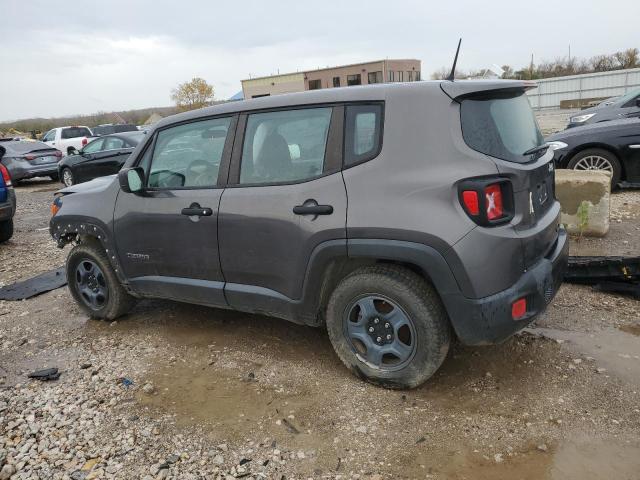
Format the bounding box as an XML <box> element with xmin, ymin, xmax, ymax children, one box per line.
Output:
<box><xmin>528</xmin><ymin>327</ymin><xmax>640</xmax><ymax>387</ymax></box>
<box><xmin>136</xmin><ymin>362</ymin><xmax>275</xmax><ymax>430</ymax></box>
<box><xmin>619</xmin><ymin>324</ymin><xmax>640</xmax><ymax>337</ymax></box>
<box><xmin>550</xmin><ymin>435</ymin><xmax>640</xmax><ymax>480</ymax></box>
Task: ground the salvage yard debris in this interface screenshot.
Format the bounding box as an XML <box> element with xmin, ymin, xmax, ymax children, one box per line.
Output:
<box><xmin>0</xmin><ymin>267</ymin><xmax>66</xmax><ymax>301</ymax></box>
<box><xmin>27</xmin><ymin>367</ymin><xmax>60</xmax><ymax>381</ymax></box>
<box><xmin>564</xmin><ymin>255</ymin><xmax>640</xmax><ymax>298</ymax></box>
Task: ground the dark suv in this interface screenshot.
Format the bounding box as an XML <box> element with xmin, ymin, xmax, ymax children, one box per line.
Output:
<box><xmin>50</xmin><ymin>80</ymin><xmax>568</xmax><ymax>389</ymax></box>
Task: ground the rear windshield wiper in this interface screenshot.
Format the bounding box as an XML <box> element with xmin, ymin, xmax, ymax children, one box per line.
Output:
<box><xmin>522</xmin><ymin>144</ymin><xmax>549</xmax><ymax>157</ymax></box>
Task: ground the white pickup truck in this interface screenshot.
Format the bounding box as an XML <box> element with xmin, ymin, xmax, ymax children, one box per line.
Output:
<box><xmin>41</xmin><ymin>126</ymin><xmax>94</xmax><ymax>156</ymax></box>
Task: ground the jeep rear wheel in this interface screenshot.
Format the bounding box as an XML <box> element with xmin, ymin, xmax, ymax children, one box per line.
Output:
<box><xmin>67</xmin><ymin>241</ymin><xmax>136</xmax><ymax>320</ymax></box>
<box><xmin>326</xmin><ymin>265</ymin><xmax>450</xmax><ymax>389</ymax></box>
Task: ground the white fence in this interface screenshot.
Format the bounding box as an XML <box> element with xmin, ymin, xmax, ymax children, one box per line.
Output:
<box><xmin>526</xmin><ymin>68</ymin><xmax>640</xmax><ymax>109</ymax></box>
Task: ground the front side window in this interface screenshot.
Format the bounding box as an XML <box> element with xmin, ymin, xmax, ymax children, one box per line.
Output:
<box><xmin>461</xmin><ymin>92</ymin><xmax>544</xmax><ymax>164</ymax></box>
<box><xmin>347</xmin><ymin>74</ymin><xmax>361</xmax><ymax>86</ymax></box>
<box><xmin>308</xmin><ymin>79</ymin><xmax>322</xmax><ymax>90</ymax></box>
<box><xmin>147</xmin><ymin>117</ymin><xmax>231</xmax><ymax>188</ymax></box>
<box><xmin>240</xmin><ymin>107</ymin><xmax>332</xmax><ymax>184</ymax></box>
<box><xmin>61</xmin><ymin>127</ymin><xmax>91</xmax><ymax>139</ymax></box>
<box><xmin>42</xmin><ymin>130</ymin><xmax>55</xmax><ymax>142</ymax></box>
<box><xmin>82</xmin><ymin>138</ymin><xmax>104</xmax><ymax>154</ymax></box>
<box><xmin>344</xmin><ymin>104</ymin><xmax>383</xmax><ymax>166</ymax></box>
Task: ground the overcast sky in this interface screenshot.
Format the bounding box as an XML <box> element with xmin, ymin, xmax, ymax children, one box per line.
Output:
<box><xmin>1</xmin><ymin>0</ymin><xmax>637</xmax><ymax>121</ymax></box>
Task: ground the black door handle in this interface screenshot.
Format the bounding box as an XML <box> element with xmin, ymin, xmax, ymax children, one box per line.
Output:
<box><xmin>181</xmin><ymin>203</ymin><xmax>213</xmax><ymax>216</ymax></box>
<box><xmin>293</xmin><ymin>202</ymin><xmax>333</xmax><ymax>215</ymax></box>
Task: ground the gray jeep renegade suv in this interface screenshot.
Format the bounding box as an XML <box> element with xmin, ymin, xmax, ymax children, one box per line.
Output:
<box><xmin>50</xmin><ymin>80</ymin><xmax>568</xmax><ymax>389</ymax></box>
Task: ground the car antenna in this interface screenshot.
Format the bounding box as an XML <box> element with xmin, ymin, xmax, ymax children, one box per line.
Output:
<box><xmin>446</xmin><ymin>38</ymin><xmax>462</xmax><ymax>82</ymax></box>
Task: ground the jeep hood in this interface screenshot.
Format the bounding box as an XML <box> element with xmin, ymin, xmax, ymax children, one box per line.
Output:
<box><xmin>58</xmin><ymin>174</ymin><xmax>117</xmax><ymax>195</ymax></box>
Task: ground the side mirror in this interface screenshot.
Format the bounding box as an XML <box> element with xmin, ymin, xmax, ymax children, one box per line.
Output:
<box><xmin>69</xmin><ymin>146</ymin><xmax>79</xmax><ymax>156</ymax></box>
<box><xmin>635</xmin><ymin>97</ymin><xmax>640</xmax><ymax>108</ymax></box>
<box><xmin>118</xmin><ymin>167</ymin><xmax>144</xmax><ymax>193</ymax></box>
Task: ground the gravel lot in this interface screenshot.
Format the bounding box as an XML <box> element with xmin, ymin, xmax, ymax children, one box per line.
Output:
<box><xmin>1</xmin><ymin>179</ymin><xmax>639</xmax><ymax>480</ymax></box>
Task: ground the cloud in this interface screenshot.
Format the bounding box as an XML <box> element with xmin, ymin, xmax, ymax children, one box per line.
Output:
<box><xmin>0</xmin><ymin>0</ymin><xmax>636</xmax><ymax>121</ymax></box>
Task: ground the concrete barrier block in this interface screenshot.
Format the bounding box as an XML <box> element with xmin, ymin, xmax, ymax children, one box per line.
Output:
<box><xmin>555</xmin><ymin>170</ymin><xmax>611</xmax><ymax>237</ymax></box>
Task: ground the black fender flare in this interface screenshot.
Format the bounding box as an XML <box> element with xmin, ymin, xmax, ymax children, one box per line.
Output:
<box><xmin>50</xmin><ymin>215</ymin><xmax>127</xmax><ymax>284</ymax></box>
<box><xmin>297</xmin><ymin>238</ymin><xmax>466</xmax><ymax>326</ymax></box>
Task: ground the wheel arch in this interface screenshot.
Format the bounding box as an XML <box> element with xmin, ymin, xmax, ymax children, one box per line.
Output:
<box><xmin>299</xmin><ymin>239</ymin><xmax>467</xmax><ymax>333</ymax></box>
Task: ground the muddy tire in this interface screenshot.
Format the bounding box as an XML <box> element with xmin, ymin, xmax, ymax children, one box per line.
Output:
<box><xmin>0</xmin><ymin>219</ymin><xmax>13</xmax><ymax>243</ymax></box>
<box><xmin>66</xmin><ymin>241</ymin><xmax>136</xmax><ymax>320</ymax></box>
<box><xmin>567</xmin><ymin>148</ymin><xmax>622</xmax><ymax>188</ymax></box>
<box><xmin>325</xmin><ymin>265</ymin><xmax>450</xmax><ymax>389</ymax></box>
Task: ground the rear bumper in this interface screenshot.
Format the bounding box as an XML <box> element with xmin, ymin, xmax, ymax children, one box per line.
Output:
<box><xmin>3</xmin><ymin>158</ymin><xmax>59</xmax><ymax>181</ymax></box>
<box><xmin>443</xmin><ymin>227</ymin><xmax>569</xmax><ymax>345</ymax></box>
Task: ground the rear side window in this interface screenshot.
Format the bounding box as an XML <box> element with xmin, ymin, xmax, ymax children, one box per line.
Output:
<box><xmin>103</xmin><ymin>137</ymin><xmax>125</xmax><ymax>150</ymax></box>
<box><xmin>61</xmin><ymin>127</ymin><xmax>91</xmax><ymax>139</ymax></box>
<box><xmin>147</xmin><ymin>117</ymin><xmax>231</xmax><ymax>189</ymax></box>
<box><xmin>460</xmin><ymin>93</ymin><xmax>544</xmax><ymax>163</ymax></box>
<box><xmin>240</xmin><ymin>107</ymin><xmax>332</xmax><ymax>184</ymax></box>
<box><xmin>344</xmin><ymin>104</ymin><xmax>383</xmax><ymax>166</ymax></box>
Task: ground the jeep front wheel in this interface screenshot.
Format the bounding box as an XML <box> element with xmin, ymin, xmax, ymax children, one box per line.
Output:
<box><xmin>325</xmin><ymin>265</ymin><xmax>450</xmax><ymax>389</ymax></box>
<box><xmin>67</xmin><ymin>242</ymin><xmax>136</xmax><ymax>320</ymax></box>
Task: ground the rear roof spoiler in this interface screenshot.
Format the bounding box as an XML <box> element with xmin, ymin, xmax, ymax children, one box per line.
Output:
<box><xmin>440</xmin><ymin>80</ymin><xmax>537</xmax><ymax>101</ymax></box>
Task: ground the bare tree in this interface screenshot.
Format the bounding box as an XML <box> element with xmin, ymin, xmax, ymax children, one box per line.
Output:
<box><xmin>171</xmin><ymin>77</ymin><xmax>215</xmax><ymax>111</ymax></box>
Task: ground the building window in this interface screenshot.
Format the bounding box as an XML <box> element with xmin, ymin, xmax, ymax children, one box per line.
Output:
<box><xmin>367</xmin><ymin>71</ymin><xmax>383</xmax><ymax>84</ymax></box>
<box><xmin>308</xmin><ymin>79</ymin><xmax>322</xmax><ymax>90</ymax></box>
<box><xmin>347</xmin><ymin>74</ymin><xmax>361</xmax><ymax>86</ymax></box>
<box><xmin>387</xmin><ymin>70</ymin><xmax>394</xmax><ymax>82</ymax></box>
<box><xmin>415</xmin><ymin>71</ymin><xmax>421</xmax><ymax>81</ymax></box>
<box><xmin>397</xmin><ymin>71</ymin><xmax>404</xmax><ymax>82</ymax></box>
<box><xmin>407</xmin><ymin>71</ymin><xmax>413</xmax><ymax>82</ymax></box>
<box><xmin>333</xmin><ymin>76</ymin><xmax>340</xmax><ymax>87</ymax></box>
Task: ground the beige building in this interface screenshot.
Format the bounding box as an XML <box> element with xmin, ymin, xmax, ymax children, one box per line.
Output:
<box><xmin>241</xmin><ymin>59</ymin><xmax>421</xmax><ymax>99</ymax></box>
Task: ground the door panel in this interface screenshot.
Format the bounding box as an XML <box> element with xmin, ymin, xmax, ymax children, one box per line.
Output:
<box><xmin>218</xmin><ymin>105</ymin><xmax>347</xmax><ymax>304</ymax></box>
<box><xmin>218</xmin><ymin>173</ymin><xmax>347</xmax><ymax>301</ymax></box>
<box><xmin>114</xmin><ymin>189</ymin><xmax>225</xmax><ymax>304</ymax></box>
<box><xmin>112</xmin><ymin>115</ymin><xmax>236</xmax><ymax>307</ymax></box>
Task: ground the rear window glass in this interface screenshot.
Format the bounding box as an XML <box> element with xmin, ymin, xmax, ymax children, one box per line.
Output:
<box><xmin>61</xmin><ymin>127</ymin><xmax>91</xmax><ymax>139</ymax></box>
<box><xmin>3</xmin><ymin>141</ymin><xmax>53</xmax><ymax>154</ymax></box>
<box><xmin>460</xmin><ymin>93</ymin><xmax>544</xmax><ymax>163</ymax></box>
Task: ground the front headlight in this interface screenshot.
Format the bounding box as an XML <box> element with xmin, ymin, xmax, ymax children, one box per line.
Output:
<box><xmin>547</xmin><ymin>141</ymin><xmax>568</xmax><ymax>151</ymax></box>
<box><xmin>570</xmin><ymin>113</ymin><xmax>596</xmax><ymax>124</ymax></box>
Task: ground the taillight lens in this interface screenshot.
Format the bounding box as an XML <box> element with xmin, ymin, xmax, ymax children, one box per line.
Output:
<box><xmin>55</xmin><ymin>150</ymin><xmax>62</xmax><ymax>158</ymax></box>
<box><xmin>25</xmin><ymin>154</ymin><xmax>36</xmax><ymax>161</ymax></box>
<box><xmin>485</xmin><ymin>184</ymin><xmax>504</xmax><ymax>220</ymax></box>
<box><xmin>82</xmin><ymin>137</ymin><xmax>88</xmax><ymax>146</ymax></box>
<box><xmin>459</xmin><ymin>178</ymin><xmax>512</xmax><ymax>226</ymax></box>
<box><xmin>0</xmin><ymin>164</ymin><xmax>12</xmax><ymax>187</ymax></box>
<box><xmin>461</xmin><ymin>190</ymin><xmax>479</xmax><ymax>215</ymax></box>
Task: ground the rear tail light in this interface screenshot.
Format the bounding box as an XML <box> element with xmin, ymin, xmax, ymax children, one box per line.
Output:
<box><xmin>459</xmin><ymin>178</ymin><xmax>513</xmax><ymax>226</ymax></box>
<box><xmin>484</xmin><ymin>184</ymin><xmax>504</xmax><ymax>220</ymax></box>
<box><xmin>461</xmin><ymin>191</ymin><xmax>479</xmax><ymax>216</ymax></box>
<box><xmin>51</xmin><ymin>195</ymin><xmax>63</xmax><ymax>217</ymax></box>
<box><xmin>511</xmin><ymin>298</ymin><xmax>527</xmax><ymax>320</ymax></box>
<box><xmin>55</xmin><ymin>150</ymin><xmax>62</xmax><ymax>158</ymax></box>
<box><xmin>25</xmin><ymin>154</ymin><xmax>35</xmax><ymax>161</ymax></box>
<box><xmin>82</xmin><ymin>137</ymin><xmax>88</xmax><ymax>146</ymax></box>
<box><xmin>0</xmin><ymin>164</ymin><xmax>12</xmax><ymax>187</ymax></box>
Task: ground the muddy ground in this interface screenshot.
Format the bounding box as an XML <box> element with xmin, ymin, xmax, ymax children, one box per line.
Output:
<box><xmin>1</xmin><ymin>179</ymin><xmax>639</xmax><ymax>480</ymax></box>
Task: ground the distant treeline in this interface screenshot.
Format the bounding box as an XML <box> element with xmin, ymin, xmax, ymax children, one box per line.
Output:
<box><xmin>431</xmin><ymin>47</ymin><xmax>640</xmax><ymax>80</ymax></box>
<box><xmin>0</xmin><ymin>106</ymin><xmax>179</xmax><ymax>136</ymax></box>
